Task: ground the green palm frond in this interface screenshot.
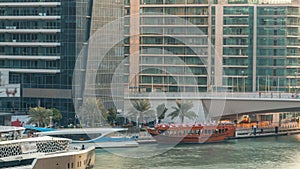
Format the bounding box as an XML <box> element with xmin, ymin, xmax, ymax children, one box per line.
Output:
<box><xmin>157</xmin><ymin>104</ymin><xmax>168</xmax><ymax>121</ymax></box>
<box><xmin>128</xmin><ymin>99</ymin><xmax>154</xmax><ymax>125</ymax></box>
<box><xmin>168</xmin><ymin>100</ymin><xmax>197</xmax><ymax>123</ymax></box>
<box><xmin>27</xmin><ymin>107</ymin><xmax>53</xmax><ymax>127</ymax></box>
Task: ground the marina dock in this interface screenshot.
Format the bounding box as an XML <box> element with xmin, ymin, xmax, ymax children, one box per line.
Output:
<box><xmin>232</xmin><ymin>127</ymin><xmax>300</xmax><ymax>139</ymax></box>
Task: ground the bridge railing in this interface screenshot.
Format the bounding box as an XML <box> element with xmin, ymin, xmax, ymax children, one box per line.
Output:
<box><xmin>125</xmin><ymin>92</ymin><xmax>299</xmax><ymax>100</ymax></box>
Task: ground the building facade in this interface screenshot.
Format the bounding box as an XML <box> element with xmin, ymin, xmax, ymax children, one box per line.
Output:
<box><xmin>0</xmin><ymin>0</ymin><xmax>76</xmax><ymax>125</ymax></box>
<box><xmin>0</xmin><ymin>0</ymin><xmax>299</xmax><ymax>124</ymax></box>
<box><xmin>125</xmin><ymin>0</ymin><xmax>300</xmax><ymax>93</ymax></box>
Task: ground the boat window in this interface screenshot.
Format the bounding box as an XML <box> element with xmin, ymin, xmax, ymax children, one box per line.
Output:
<box><xmin>68</xmin><ymin>163</ymin><xmax>70</xmax><ymax>168</ymax></box>
<box><xmin>0</xmin><ymin>158</ymin><xmax>34</xmax><ymax>168</ymax></box>
<box><xmin>71</xmin><ymin>162</ymin><xmax>73</xmax><ymax>168</ymax></box>
<box><xmin>49</xmin><ymin>133</ymin><xmax>102</xmax><ymax>141</ymax></box>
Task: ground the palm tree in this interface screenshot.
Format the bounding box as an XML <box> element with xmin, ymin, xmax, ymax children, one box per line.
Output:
<box><xmin>128</xmin><ymin>99</ymin><xmax>154</xmax><ymax>128</ymax></box>
<box><xmin>27</xmin><ymin>107</ymin><xmax>53</xmax><ymax>127</ymax></box>
<box><xmin>50</xmin><ymin>108</ymin><xmax>62</xmax><ymax>127</ymax></box>
<box><xmin>156</xmin><ymin>103</ymin><xmax>168</xmax><ymax>124</ymax></box>
<box><xmin>78</xmin><ymin>98</ymin><xmax>108</xmax><ymax>127</ymax></box>
<box><xmin>168</xmin><ymin>100</ymin><xmax>197</xmax><ymax>124</ymax></box>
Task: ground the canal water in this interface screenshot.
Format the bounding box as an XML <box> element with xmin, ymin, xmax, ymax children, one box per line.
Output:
<box><xmin>94</xmin><ymin>135</ymin><xmax>300</xmax><ymax>169</ymax></box>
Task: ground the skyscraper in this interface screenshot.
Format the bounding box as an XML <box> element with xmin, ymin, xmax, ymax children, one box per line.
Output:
<box><xmin>125</xmin><ymin>0</ymin><xmax>300</xmax><ymax>93</ymax></box>
<box><xmin>0</xmin><ymin>0</ymin><xmax>76</xmax><ymax>125</ymax></box>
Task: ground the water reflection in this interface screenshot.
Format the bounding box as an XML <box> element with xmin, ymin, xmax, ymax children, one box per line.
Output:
<box><xmin>95</xmin><ymin>135</ymin><xmax>300</xmax><ymax>169</ymax></box>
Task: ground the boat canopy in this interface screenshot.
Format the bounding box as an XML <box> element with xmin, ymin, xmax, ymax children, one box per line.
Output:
<box><xmin>23</xmin><ymin>125</ymin><xmax>56</xmax><ymax>133</ymax></box>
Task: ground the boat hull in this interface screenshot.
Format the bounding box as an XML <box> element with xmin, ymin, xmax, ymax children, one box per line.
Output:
<box><xmin>147</xmin><ymin>124</ymin><xmax>236</xmax><ymax>144</ymax></box>
<box><xmin>33</xmin><ymin>146</ymin><xmax>95</xmax><ymax>169</ymax></box>
<box><xmin>72</xmin><ymin>140</ymin><xmax>139</xmax><ymax>149</ymax></box>
<box><xmin>150</xmin><ymin>133</ymin><xmax>232</xmax><ymax>144</ymax></box>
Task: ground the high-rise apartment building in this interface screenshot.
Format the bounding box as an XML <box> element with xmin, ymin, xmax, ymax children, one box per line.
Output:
<box><xmin>0</xmin><ymin>0</ymin><xmax>76</xmax><ymax>125</ymax></box>
<box><xmin>0</xmin><ymin>0</ymin><xmax>299</xmax><ymax>123</ymax></box>
<box><xmin>125</xmin><ymin>0</ymin><xmax>300</xmax><ymax>94</ymax></box>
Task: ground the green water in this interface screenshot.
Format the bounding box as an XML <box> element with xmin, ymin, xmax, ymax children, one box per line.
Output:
<box><xmin>94</xmin><ymin>135</ymin><xmax>300</xmax><ymax>169</ymax></box>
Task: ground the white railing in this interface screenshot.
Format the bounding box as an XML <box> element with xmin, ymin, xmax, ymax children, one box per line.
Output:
<box><xmin>125</xmin><ymin>92</ymin><xmax>300</xmax><ymax>100</ymax></box>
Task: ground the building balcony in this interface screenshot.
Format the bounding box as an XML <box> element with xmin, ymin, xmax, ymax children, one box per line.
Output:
<box><xmin>283</xmin><ymin>65</ymin><xmax>300</xmax><ymax>69</ymax></box>
<box><xmin>223</xmin><ymin>25</ymin><xmax>249</xmax><ymax>27</ymax></box>
<box><xmin>223</xmin><ymin>14</ymin><xmax>249</xmax><ymax>17</ymax></box>
<box><xmin>7</xmin><ymin>68</ymin><xmax>60</xmax><ymax>74</ymax></box>
<box><xmin>257</xmin><ymin>35</ymin><xmax>287</xmax><ymax>38</ymax></box>
<box><xmin>0</xmin><ymin>29</ymin><xmax>60</xmax><ymax>33</ymax></box>
<box><xmin>223</xmin><ymin>45</ymin><xmax>248</xmax><ymax>48</ymax></box>
<box><xmin>140</xmin><ymin>4</ymin><xmax>209</xmax><ymax>7</ymax></box>
<box><xmin>287</xmin><ymin>34</ymin><xmax>300</xmax><ymax>38</ymax></box>
<box><xmin>223</xmin><ymin>65</ymin><xmax>248</xmax><ymax>68</ymax></box>
<box><xmin>0</xmin><ymin>2</ymin><xmax>60</xmax><ymax>7</ymax></box>
<box><xmin>0</xmin><ymin>55</ymin><xmax>60</xmax><ymax>60</ymax></box>
<box><xmin>139</xmin><ymin>34</ymin><xmax>208</xmax><ymax>37</ymax></box>
<box><xmin>223</xmin><ymin>35</ymin><xmax>249</xmax><ymax>38</ymax></box>
<box><xmin>140</xmin><ymin>63</ymin><xmax>207</xmax><ymax>67</ymax></box>
<box><xmin>223</xmin><ymin>55</ymin><xmax>249</xmax><ymax>58</ymax></box>
<box><xmin>141</xmin><ymin>14</ymin><xmax>209</xmax><ymax>17</ymax></box>
<box><xmin>140</xmin><ymin>24</ymin><xmax>209</xmax><ymax>27</ymax></box>
<box><xmin>140</xmin><ymin>44</ymin><xmax>208</xmax><ymax>47</ymax></box>
<box><xmin>0</xmin><ymin>42</ymin><xmax>60</xmax><ymax>47</ymax></box>
<box><xmin>287</xmin><ymin>45</ymin><xmax>300</xmax><ymax>48</ymax></box>
<box><xmin>286</xmin><ymin>25</ymin><xmax>300</xmax><ymax>28</ymax></box>
<box><xmin>256</xmin><ymin>45</ymin><xmax>286</xmax><ymax>48</ymax></box>
<box><xmin>140</xmin><ymin>53</ymin><xmax>208</xmax><ymax>57</ymax></box>
<box><xmin>0</xmin><ymin>16</ymin><xmax>60</xmax><ymax>20</ymax></box>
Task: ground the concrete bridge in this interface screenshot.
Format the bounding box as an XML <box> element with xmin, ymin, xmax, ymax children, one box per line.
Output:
<box><xmin>125</xmin><ymin>92</ymin><xmax>300</xmax><ymax>118</ymax></box>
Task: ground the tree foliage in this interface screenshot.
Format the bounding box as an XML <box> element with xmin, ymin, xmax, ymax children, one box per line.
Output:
<box><xmin>168</xmin><ymin>100</ymin><xmax>197</xmax><ymax>124</ymax></box>
<box><xmin>105</xmin><ymin>108</ymin><xmax>117</xmax><ymax>126</ymax></box>
<box><xmin>50</xmin><ymin>108</ymin><xmax>62</xmax><ymax>123</ymax></box>
<box><xmin>127</xmin><ymin>99</ymin><xmax>154</xmax><ymax>127</ymax></box>
<box><xmin>156</xmin><ymin>103</ymin><xmax>168</xmax><ymax>123</ymax></box>
<box><xmin>27</xmin><ymin>107</ymin><xmax>53</xmax><ymax>127</ymax></box>
<box><xmin>78</xmin><ymin>98</ymin><xmax>108</xmax><ymax>127</ymax></box>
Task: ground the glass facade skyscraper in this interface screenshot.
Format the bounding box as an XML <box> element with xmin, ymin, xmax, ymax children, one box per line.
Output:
<box><xmin>0</xmin><ymin>0</ymin><xmax>299</xmax><ymax>124</ymax></box>
<box><xmin>0</xmin><ymin>0</ymin><xmax>76</xmax><ymax>125</ymax></box>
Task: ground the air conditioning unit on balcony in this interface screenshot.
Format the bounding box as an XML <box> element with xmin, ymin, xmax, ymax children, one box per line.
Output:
<box><xmin>12</xmin><ymin>39</ymin><xmax>16</xmax><ymax>42</ymax></box>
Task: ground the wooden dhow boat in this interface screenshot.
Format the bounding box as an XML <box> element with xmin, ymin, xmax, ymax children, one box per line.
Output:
<box><xmin>146</xmin><ymin>123</ymin><xmax>236</xmax><ymax>144</ymax></box>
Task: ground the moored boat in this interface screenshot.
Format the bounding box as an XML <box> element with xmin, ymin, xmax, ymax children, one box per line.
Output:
<box><xmin>0</xmin><ymin>136</ymin><xmax>95</xmax><ymax>169</ymax></box>
<box><xmin>37</xmin><ymin>128</ymin><xmax>139</xmax><ymax>148</ymax></box>
<box><xmin>146</xmin><ymin>123</ymin><xmax>236</xmax><ymax>144</ymax></box>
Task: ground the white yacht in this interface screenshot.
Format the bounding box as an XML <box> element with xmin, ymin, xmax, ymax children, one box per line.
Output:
<box><xmin>37</xmin><ymin>128</ymin><xmax>139</xmax><ymax>148</ymax></box>
<box><xmin>0</xmin><ymin>136</ymin><xmax>95</xmax><ymax>169</ymax></box>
